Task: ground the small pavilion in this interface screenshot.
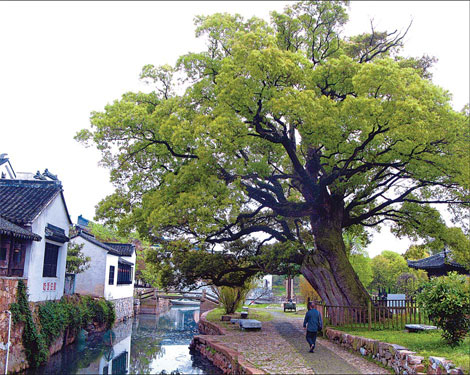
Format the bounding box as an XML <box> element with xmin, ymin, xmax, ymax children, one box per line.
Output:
<box><xmin>407</xmin><ymin>249</ymin><xmax>468</xmax><ymax>277</ymax></box>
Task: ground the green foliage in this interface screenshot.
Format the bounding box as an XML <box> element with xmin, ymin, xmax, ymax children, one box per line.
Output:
<box><xmin>299</xmin><ymin>275</ymin><xmax>321</xmax><ymax>302</ymax></box>
<box><xmin>396</xmin><ymin>270</ymin><xmax>428</xmax><ymax>296</ymax></box>
<box><xmin>80</xmin><ymin>295</ymin><xmax>116</xmax><ymax>329</ymax></box>
<box><xmin>416</xmin><ymin>272</ymin><xmax>470</xmax><ymax>347</ymax></box>
<box><xmin>89</xmin><ymin>221</ymin><xmax>129</xmax><ymax>243</ymax></box>
<box><xmin>216</xmin><ymin>278</ymin><xmax>255</xmax><ymax>314</ymax></box>
<box><xmin>10</xmin><ymin>280</ymin><xmax>48</xmax><ymax>367</ymax></box>
<box><xmin>344</xmin><ymin>232</ymin><xmax>373</xmax><ymax>288</ymax></box>
<box><xmin>403</xmin><ymin>244</ymin><xmax>430</xmax><ymax>260</ymax></box>
<box><xmin>76</xmin><ymin>1</ymin><xmax>469</xmax><ymax>305</ymax></box>
<box><xmin>66</xmin><ymin>241</ymin><xmax>91</xmax><ymax>274</ymax></box>
<box><xmin>10</xmin><ymin>281</ymin><xmax>116</xmax><ymax>367</ymax></box>
<box><xmin>370</xmin><ymin>250</ymin><xmax>409</xmax><ymax>293</ymax></box>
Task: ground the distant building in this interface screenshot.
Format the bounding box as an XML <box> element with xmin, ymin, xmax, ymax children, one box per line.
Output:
<box><xmin>70</xmin><ymin>218</ymin><xmax>136</xmax><ymax>321</ymax></box>
<box><xmin>0</xmin><ymin>171</ymin><xmax>71</xmax><ymax>302</ymax></box>
<box><xmin>407</xmin><ymin>249</ymin><xmax>469</xmax><ymax>277</ymax></box>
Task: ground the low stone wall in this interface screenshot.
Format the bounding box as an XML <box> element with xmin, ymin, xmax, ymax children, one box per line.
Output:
<box><xmin>197</xmin><ymin>310</ymin><xmax>226</xmax><ymax>336</ymax></box>
<box><xmin>191</xmin><ymin>335</ymin><xmax>265</xmax><ymax>375</ymax></box>
<box><xmin>111</xmin><ymin>296</ymin><xmax>134</xmax><ymax>322</ymax></box>
<box><xmin>191</xmin><ymin>309</ymin><xmax>265</xmax><ymax>374</ymax></box>
<box><xmin>324</xmin><ymin>328</ymin><xmax>464</xmax><ymax>375</ymax></box>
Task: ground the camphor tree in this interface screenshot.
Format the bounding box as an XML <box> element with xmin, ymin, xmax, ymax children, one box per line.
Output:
<box><xmin>76</xmin><ymin>1</ymin><xmax>469</xmax><ymax>308</ymax></box>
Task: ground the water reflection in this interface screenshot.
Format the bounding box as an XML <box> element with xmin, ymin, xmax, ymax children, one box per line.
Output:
<box><xmin>24</xmin><ymin>307</ymin><xmax>220</xmax><ymax>375</ymax></box>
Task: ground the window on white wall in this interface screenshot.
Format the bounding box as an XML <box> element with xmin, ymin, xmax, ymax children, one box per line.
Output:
<box><xmin>117</xmin><ymin>263</ymin><xmax>132</xmax><ymax>284</ymax></box>
<box><xmin>109</xmin><ymin>265</ymin><xmax>115</xmax><ymax>285</ymax></box>
<box><xmin>43</xmin><ymin>242</ymin><xmax>59</xmax><ymax>277</ymax></box>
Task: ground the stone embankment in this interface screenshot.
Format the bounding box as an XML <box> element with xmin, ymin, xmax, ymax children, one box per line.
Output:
<box><xmin>325</xmin><ymin>328</ymin><xmax>465</xmax><ymax>375</ymax></box>
<box><xmin>190</xmin><ymin>310</ymin><xmax>265</xmax><ymax>374</ymax></box>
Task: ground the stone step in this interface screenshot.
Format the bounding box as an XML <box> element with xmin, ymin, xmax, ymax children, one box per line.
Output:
<box><xmin>139</xmin><ymin>306</ymin><xmax>157</xmax><ymax>314</ymax></box>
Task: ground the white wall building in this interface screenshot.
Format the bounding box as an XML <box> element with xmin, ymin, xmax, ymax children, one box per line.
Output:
<box><xmin>0</xmin><ymin>174</ymin><xmax>71</xmax><ymax>302</ymax></box>
<box><xmin>71</xmin><ymin>230</ymin><xmax>136</xmax><ymax>321</ymax></box>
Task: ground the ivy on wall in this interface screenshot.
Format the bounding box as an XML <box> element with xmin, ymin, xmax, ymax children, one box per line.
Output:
<box><xmin>10</xmin><ymin>280</ymin><xmax>116</xmax><ymax>367</ymax></box>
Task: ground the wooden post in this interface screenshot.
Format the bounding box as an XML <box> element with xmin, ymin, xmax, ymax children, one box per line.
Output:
<box><xmin>368</xmin><ymin>300</ymin><xmax>372</xmax><ymax>331</ymax></box>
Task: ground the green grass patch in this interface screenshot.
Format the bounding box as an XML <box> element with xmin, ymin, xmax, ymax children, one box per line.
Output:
<box><xmin>336</xmin><ymin>327</ymin><xmax>470</xmax><ymax>372</ymax></box>
<box><xmin>244</xmin><ymin>303</ymin><xmax>282</xmax><ymax>309</ymax></box>
<box><xmin>206</xmin><ymin>307</ymin><xmax>273</xmax><ymax>323</ymax></box>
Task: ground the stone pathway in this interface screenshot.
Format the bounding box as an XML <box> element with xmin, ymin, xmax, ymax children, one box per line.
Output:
<box><xmin>213</xmin><ymin>309</ymin><xmax>389</xmax><ymax>374</ymax></box>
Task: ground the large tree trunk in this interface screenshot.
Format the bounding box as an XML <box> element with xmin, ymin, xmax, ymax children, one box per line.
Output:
<box><xmin>300</xmin><ymin>213</ymin><xmax>371</xmax><ymax>310</ymax></box>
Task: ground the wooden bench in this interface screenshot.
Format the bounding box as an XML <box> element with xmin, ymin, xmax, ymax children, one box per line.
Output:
<box><xmin>283</xmin><ymin>302</ymin><xmax>296</xmax><ymax>312</ymax></box>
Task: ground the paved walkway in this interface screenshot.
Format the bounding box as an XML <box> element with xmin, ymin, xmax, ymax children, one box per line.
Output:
<box><xmin>213</xmin><ymin>309</ymin><xmax>389</xmax><ymax>374</ymax></box>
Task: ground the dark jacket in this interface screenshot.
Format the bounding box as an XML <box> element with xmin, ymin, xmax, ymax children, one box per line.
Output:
<box><xmin>303</xmin><ymin>308</ymin><xmax>323</xmax><ymax>332</ymax></box>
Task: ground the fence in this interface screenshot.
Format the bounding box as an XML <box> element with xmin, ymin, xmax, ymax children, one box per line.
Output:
<box><xmin>318</xmin><ymin>298</ymin><xmax>431</xmax><ymax>331</ymax></box>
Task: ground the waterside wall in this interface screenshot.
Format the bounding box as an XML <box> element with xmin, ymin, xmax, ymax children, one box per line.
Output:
<box><xmin>190</xmin><ymin>309</ymin><xmax>265</xmax><ymax>375</ymax></box>
<box><xmin>0</xmin><ymin>278</ymin><xmax>110</xmax><ymax>374</ymax></box>
<box><xmin>0</xmin><ymin>278</ymin><xmax>27</xmax><ymax>374</ymax></box>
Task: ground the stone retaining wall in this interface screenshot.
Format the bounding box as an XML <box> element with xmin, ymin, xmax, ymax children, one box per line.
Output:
<box><xmin>0</xmin><ymin>279</ymin><xmax>112</xmax><ymax>374</ymax></box>
<box><xmin>111</xmin><ymin>296</ymin><xmax>134</xmax><ymax>322</ymax></box>
<box><xmin>0</xmin><ymin>278</ymin><xmax>27</xmax><ymax>374</ymax></box>
<box><xmin>191</xmin><ymin>335</ymin><xmax>265</xmax><ymax>374</ymax></box>
<box><xmin>191</xmin><ymin>310</ymin><xmax>264</xmax><ymax>374</ymax></box>
<box><xmin>197</xmin><ymin>310</ymin><xmax>226</xmax><ymax>336</ymax></box>
<box><xmin>324</xmin><ymin>328</ymin><xmax>464</xmax><ymax>375</ymax></box>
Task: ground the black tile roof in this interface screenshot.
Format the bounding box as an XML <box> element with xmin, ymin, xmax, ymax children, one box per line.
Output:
<box><xmin>104</xmin><ymin>242</ymin><xmax>134</xmax><ymax>257</ymax></box>
<box><xmin>0</xmin><ymin>179</ymin><xmax>66</xmax><ymax>225</ymax></box>
<box><xmin>0</xmin><ymin>216</ymin><xmax>41</xmax><ymax>241</ymax></box>
<box><xmin>407</xmin><ymin>250</ymin><xmax>466</xmax><ymax>270</ymax></box>
<box><xmin>72</xmin><ymin>231</ymin><xmax>134</xmax><ymax>257</ymax></box>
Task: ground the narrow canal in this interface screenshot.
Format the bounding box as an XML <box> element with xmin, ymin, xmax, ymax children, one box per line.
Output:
<box><xmin>25</xmin><ymin>306</ymin><xmax>221</xmax><ymax>374</ymax></box>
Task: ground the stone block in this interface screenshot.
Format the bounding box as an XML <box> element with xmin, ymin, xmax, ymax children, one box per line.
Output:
<box><xmin>239</xmin><ymin>319</ymin><xmax>262</xmax><ymax>330</ymax></box>
<box><xmin>221</xmin><ymin>315</ymin><xmax>232</xmax><ymax>321</ymax></box>
<box><xmin>398</xmin><ymin>350</ymin><xmax>415</xmax><ymax>360</ymax></box>
<box><xmin>407</xmin><ymin>354</ymin><xmax>424</xmax><ymax>365</ymax></box>
<box><xmin>413</xmin><ymin>364</ymin><xmax>425</xmax><ymax>373</ymax></box>
<box><xmin>405</xmin><ymin>324</ymin><xmax>437</xmax><ymax>332</ymax></box>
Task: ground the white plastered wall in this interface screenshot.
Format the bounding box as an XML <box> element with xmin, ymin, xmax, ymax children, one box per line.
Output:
<box><xmin>104</xmin><ymin>250</ymin><xmax>136</xmax><ymax>300</ymax></box>
<box><xmin>25</xmin><ymin>194</ymin><xmax>70</xmax><ymax>302</ymax></box>
<box><xmin>72</xmin><ymin>236</ymin><xmax>107</xmax><ymax>298</ymax></box>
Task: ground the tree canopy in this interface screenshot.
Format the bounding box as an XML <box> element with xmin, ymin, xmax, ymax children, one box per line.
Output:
<box><xmin>77</xmin><ymin>1</ymin><xmax>469</xmax><ymax>306</ymax></box>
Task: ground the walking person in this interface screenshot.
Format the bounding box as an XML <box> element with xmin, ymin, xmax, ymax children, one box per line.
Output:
<box><xmin>303</xmin><ymin>301</ymin><xmax>322</xmax><ymax>353</ymax></box>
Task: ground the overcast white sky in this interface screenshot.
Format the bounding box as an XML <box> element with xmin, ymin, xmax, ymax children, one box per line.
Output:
<box><xmin>0</xmin><ymin>1</ymin><xmax>468</xmax><ymax>257</ymax></box>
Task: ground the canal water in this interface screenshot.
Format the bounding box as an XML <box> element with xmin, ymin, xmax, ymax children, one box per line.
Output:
<box><xmin>25</xmin><ymin>306</ymin><xmax>222</xmax><ymax>374</ymax></box>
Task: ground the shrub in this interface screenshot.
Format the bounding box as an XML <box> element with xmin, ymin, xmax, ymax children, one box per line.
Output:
<box><xmin>416</xmin><ymin>272</ymin><xmax>470</xmax><ymax>346</ymax></box>
<box><xmin>216</xmin><ymin>279</ymin><xmax>255</xmax><ymax>314</ymax></box>
<box><xmin>299</xmin><ymin>276</ymin><xmax>321</xmax><ymax>302</ymax></box>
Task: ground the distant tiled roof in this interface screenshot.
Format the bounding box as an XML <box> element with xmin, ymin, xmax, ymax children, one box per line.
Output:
<box><xmin>73</xmin><ymin>231</ymin><xmax>134</xmax><ymax>257</ymax></box>
<box><xmin>0</xmin><ymin>216</ymin><xmax>41</xmax><ymax>241</ymax></box>
<box><xmin>104</xmin><ymin>242</ymin><xmax>134</xmax><ymax>257</ymax></box>
<box><xmin>0</xmin><ymin>179</ymin><xmax>65</xmax><ymax>224</ymax></box>
<box><xmin>407</xmin><ymin>250</ymin><xmax>466</xmax><ymax>270</ymax></box>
